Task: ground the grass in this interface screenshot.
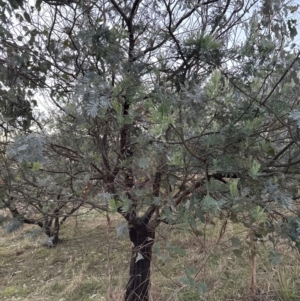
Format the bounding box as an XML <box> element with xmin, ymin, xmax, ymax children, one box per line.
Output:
<box><xmin>0</xmin><ymin>210</ymin><xmax>300</xmax><ymax>301</ymax></box>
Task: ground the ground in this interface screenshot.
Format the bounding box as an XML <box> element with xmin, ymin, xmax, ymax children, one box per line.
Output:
<box><xmin>0</xmin><ymin>210</ymin><xmax>300</xmax><ymax>301</ymax></box>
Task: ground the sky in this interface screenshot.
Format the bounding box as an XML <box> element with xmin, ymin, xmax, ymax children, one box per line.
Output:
<box><xmin>33</xmin><ymin>0</ymin><xmax>300</xmax><ymax>116</ymax></box>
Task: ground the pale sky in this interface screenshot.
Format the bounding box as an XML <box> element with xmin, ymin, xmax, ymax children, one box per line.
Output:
<box><xmin>34</xmin><ymin>0</ymin><xmax>300</xmax><ymax>117</ymax></box>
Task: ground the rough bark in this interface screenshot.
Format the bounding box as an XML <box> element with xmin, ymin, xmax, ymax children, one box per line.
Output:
<box><xmin>125</xmin><ymin>220</ymin><xmax>155</xmax><ymax>301</ymax></box>
<box><xmin>44</xmin><ymin>212</ymin><xmax>61</xmax><ymax>246</ymax></box>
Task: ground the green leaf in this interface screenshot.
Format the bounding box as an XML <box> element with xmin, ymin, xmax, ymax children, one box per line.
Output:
<box><xmin>231</xmin><ymin>237</ymin><xmax>241</xmax><ymax>248</ymax></box>
<box><xmin>15</xmin><ymin>0</ymin><xmax>23</xmax><ymax>6</ymax></box>
<box><xmin>169</xmin><ymin>245</ymin><xmax>186</xmax><ymax>256</ymax></box>
<box><xmin>233</xmin><ymin>249</ymin><xmax>243</xmax><ymax>258</ymax></box>
<box><xmin>288</xmin><ymin>19</ymin><xmax>298</xmax><ymax>40</ymax></box>
<box><xmin>32</xmin><ymin>161</ymin><xmax>41</xmax><ymax>171</ymax></box>
<box><xmin>39</xmin><ymin>62</ymin><xmax>49</xmax><ymax>73</ymax></box>
<box><xmin>197</xmin><ymin>282</ymin><xmax>207</xmax><ymax>294</ymax></box>
<box><xmin>295</xmin><ymin>241</ymin><xmax>300</xmax><ymax>252</ymax></box>
<box><xmin>153</xmin><ymin>243</ymin><xmax>161</xmax><ymax>256</ymax></box>
<box><xmin>269</xmin><ymin>250</ymin><xmax>281</xmax><ymax>265</ymax></box>
<box><xmin>108</xmin><ymin>198</ymin><xmax>118</xmax><ymax>213</ymax></box>
<box><xmin>119</xmin><ymin>196</ymin><xmax>132</xmax><ymax>213</ymax></box>
<box><xmin>23</xmin><ymin>12</ymin><xmax>31</xmax><ymax>24</ymax></box>
<box><xmin>261</xmin><ymin>140</ymin><xmax>275</xmax><ymax>156</ymax></box>
<box><xmin>116</xmin><ymin>223</ymin><xmax>128</xmax><ymax>238</ymax></box>
<box><xmin>230</xmin><ymin>212</ymin><xmax>239</xmax><ymax>223</ymax></box>
<box><xmin>135</xmin><ymin>252</ymin><xmax>144</xmax><ymax>263</ymax></box>
<box><xmin>202</xmin><ymin>195</ymin><xmax>224</xmax><ymax>215</ymax></box>
<box><xmin>292</xmin><ymin>70</ymin><xmax>300</xmax><ymax>85</ymax></box>
<box><xmin>249</xmin><ymin>160</ymin><xmax>261</xmax><ymax>179</ymax></box>
<box><xmin>211</xmin><ymin>68</ymin><xmax>221</xmax><ymax>85</ymax></box>
<box><xmin>36</xmin><ymin>0</ymin><xmax>43</xmax><ymax>10</ymax></box>
<box><xmin>180</xmin><ymin>267</ymin><xmax>196</xmax><ymax>287</ymax></box>
<box><xmin>8</xmin><ymin>0</ymin><xmax>20</xmax><ymax>9</ymax></box>
<box><xmin>250</xmin><ymin>206</ymin><xmax>266</xmax><ymax>223</ymax></box>
<box><xmin>229</xmin><ymin>179</ymin><xmax>239</xmax><ymax>197</ymax></box>
<box><xmin>185</xmin><ymin>266</ymin><xmax>195</xmax><ymax>278</ymax></box>
<box><xmin>138</xmin><ymin>157</ymin><xmax>149</xmax><ymax>169</ymax></box>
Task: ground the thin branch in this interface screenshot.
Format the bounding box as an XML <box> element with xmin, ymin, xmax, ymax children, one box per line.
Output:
<box><xmin>261</xmin><ymin>51</ymin><xmax>300</xmax><ymax>105</ymax></box>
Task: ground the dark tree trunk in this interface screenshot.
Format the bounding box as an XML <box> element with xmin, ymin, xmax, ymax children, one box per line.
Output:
<box><xmin>125</xmin><ymin>221</ymin><xmax>155</xmax><ymax>301</ymax></box>
<box><xmin>50</xmin><ymin>224</ymin><xmax>61</xmax><ymax>245</ymax></box>
<box><xmin>44</xmin><ymin>214</ymin><xmax>61</xmax><ymax>246</ymax></box>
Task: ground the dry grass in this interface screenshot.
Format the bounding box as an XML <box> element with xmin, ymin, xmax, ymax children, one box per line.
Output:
<box><xmin>0</xmin><ymin>210</ymin><xmax>300</xmax><ymax>301</ymax></box>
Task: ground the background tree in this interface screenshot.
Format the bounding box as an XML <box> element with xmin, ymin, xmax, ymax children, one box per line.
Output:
<box><xmin>1</xmin><ymin>126</ymin><xmax>102</xmax><ymax>245</ymax></box>
<box><xmin>1</xmin><ymin>0</ymin><xmax>300</xmax><ymax>300</ymax></box>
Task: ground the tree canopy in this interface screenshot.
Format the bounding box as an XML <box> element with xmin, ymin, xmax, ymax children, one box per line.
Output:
<box><xmin>1</xmin><ymin>0</ymin><xmax>300</xmax><ymax>300</ymax></box>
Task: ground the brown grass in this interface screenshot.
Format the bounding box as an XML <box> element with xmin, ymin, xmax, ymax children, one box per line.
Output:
<box><xmin>0</xmin><ymin>210</ymin><xmax>300</xmax><ymax>301</ymax></box>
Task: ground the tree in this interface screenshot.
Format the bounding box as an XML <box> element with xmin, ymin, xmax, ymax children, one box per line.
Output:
<box><xmin>1</xmin><ymin>0</ymin><xmax>300</xmax><ymax>300</ymax></box>
<box><xmin>0</xmin><ymin>129</ymin><xmax>96</xmax><ymax>245</ymax></box>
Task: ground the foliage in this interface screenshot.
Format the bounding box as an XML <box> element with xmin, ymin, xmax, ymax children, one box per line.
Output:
<box><xmin>0</xmin><ymin>0</ymin><xmax>300</xmax><ymax>298</ymax></box>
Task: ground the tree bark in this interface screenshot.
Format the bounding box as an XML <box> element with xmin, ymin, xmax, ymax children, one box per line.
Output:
<box><xmin>44</xmin><ymin>215</ymin><xmax>61</xmax><ymax>246</ymax></box>
<box><xmin>125</xmin><ymin>220</ymin><xmax>155</xmax><ymax>301</ymax></box>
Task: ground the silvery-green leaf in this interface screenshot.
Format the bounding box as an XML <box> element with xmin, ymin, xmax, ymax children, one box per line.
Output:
<box><xmin>135</xmin><ymin>252</ymin><xmax>144</xmax><ymax>263</ymax></box>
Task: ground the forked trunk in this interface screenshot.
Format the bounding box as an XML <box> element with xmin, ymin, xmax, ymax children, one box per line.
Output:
<box><xmin>125</xmin><ymin>222</ymin><xmax>155</xmax><ymax>301</ymax></box>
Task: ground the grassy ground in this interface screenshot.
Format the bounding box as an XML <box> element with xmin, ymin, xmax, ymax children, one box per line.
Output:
<box><xmin>0</xmin><ymin>210</ymin><xmax>300</xmax><ymax>301</ymax></box>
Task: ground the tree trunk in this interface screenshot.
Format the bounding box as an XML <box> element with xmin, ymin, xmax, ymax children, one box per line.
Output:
<box><xmin>249</xmin><ymin>226</ymin><xmax>257</xmax><ymax>295</ymax></box>
<box><xmin>44</xmin><ymin>215</ymin><xmax>61</xmax><ymax>246</ymax></box>
<box><xmin>51</xmin><ymin>225</ymin><xmax>61</xmax><ymax>245</ymax></box>
<box><xmin>125</xmin><ymin>221</ymin><xmax>155</xmax><ymax>301</ymax></box>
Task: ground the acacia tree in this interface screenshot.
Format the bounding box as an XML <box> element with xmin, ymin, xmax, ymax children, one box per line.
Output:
<box><xmin>0</xmin><ymin>128</ymin><xmax>100</xmax><ymax>245</ymax></box>
<box><xmin>1</xmin><ymin>0</ymin><xmax>300</xmax><ymax>300</ymax></box>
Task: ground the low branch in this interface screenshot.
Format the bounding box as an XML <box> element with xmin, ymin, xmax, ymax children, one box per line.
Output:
<box><xmin>3</xmin><ymin>199</ymin><xmax>43</xmax><ymax>228</ymax></box>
